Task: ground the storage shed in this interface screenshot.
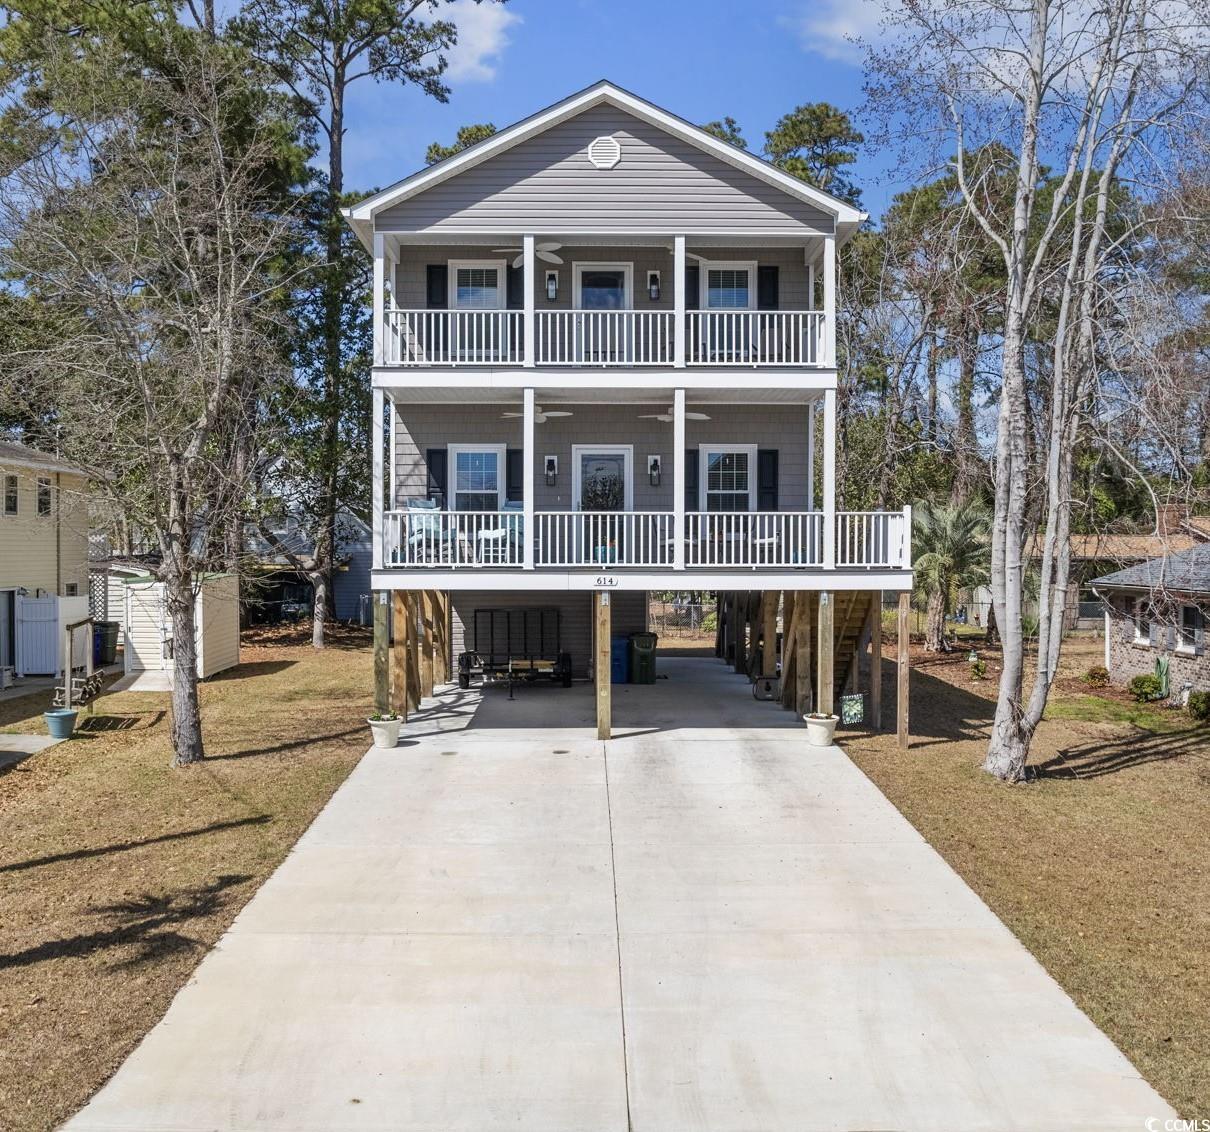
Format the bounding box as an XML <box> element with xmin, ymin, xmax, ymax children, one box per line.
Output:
<box><xmin>123</xmin><ymin>574</ymin><xmax>241</xmax><ymax>678</ymax></box>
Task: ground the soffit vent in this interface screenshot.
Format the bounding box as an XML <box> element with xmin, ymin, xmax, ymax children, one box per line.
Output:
<box><xmin>587</xmin><ymin>135</ymin><xmax>622</xmax><ymax>169</ymax></box>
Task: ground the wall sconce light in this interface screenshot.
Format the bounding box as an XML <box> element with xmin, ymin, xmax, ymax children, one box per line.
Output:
<box><xmin>544</xmin><ymin>455</ymin><xmax>558</xmax><ymax>486</ymax></box>
<box><xmin>545</xmin><ymin>270</ymin><xmax>559</xmax><ymax>302</ymax></box>
<box><xmin>647</xmin><ymin>270</ymin><xmax>661</xmax><ymax>302</ymax></box>
<box><xmin>647</xmin><ymin>454</ymin><xmax>662</xmax><ymax>487</ymax></box>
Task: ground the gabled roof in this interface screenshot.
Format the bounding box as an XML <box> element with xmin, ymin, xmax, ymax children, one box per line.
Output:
<box><xmin>0</xmin><ymin>439</ymin><xmax>87</xmax><ymax>477</ymax></box>
<box><xmin>344</xmin><ymin>80</ymin><xmax>867</xmax><ymax>248</ymax></box>
<box><xmin>1091</xmin><ymin>542</ymin><xmax>1210</xmax><ymax>597</ymax></box>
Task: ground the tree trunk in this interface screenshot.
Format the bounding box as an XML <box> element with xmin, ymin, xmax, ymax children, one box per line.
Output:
<box><xmin>311</xmin><ymin>570</ymin><xmax>328</xmax><ymax>649</ymax></box>
<box><xmin>165</xmin><ymin>572</ymin><xmax>205</xmax><ymax>766</ymax></box>
<box><xmin>923</xmin><ymin>587</ymin><xmax>946</xmax><ymax>652</ymax></box>
<box><xmin>952</xmin><ymin>322</ymin><xmax>978</xmax><ymax>502</ymax></box>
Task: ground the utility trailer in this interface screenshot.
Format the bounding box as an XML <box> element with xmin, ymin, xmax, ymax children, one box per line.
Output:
<box><xmin>458</xmin><ymin>607</ymin><xmax>573</xmax><ymax>693</ymax></box>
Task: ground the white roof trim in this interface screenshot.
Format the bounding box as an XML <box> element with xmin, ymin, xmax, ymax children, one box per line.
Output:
<box><xmin>345</xmin><ymin>81</ymin><xmax>866</xmax><ymax>236</ymax></box>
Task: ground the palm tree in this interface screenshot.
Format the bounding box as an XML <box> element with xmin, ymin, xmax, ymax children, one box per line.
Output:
<box><xmin>913</xmin><ymin>500</ymin><xmax>992</xmax><ymax>652</ymax></box>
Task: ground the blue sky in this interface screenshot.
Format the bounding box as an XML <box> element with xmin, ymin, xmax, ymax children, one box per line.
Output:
<box><xmin>341</xmin><ymin>0</ymin><xmax>905</xmax><ymax>221</ymax></box>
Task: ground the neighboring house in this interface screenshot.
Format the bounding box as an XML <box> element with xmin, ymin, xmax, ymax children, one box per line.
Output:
<box><xmin>0</xmin><ymin>441</ymin><xmax>91</xmax><ymax>677</ymax></box>
<box><xmin>1092</xmin><ymin>543</ymin><xmax>1209</xmax><ymax>696</ymax></box>
<box><xmin>243</xmin><ymin>510</ymin><xmax>373</xmax><ymax>624</ymax></box>
<box><xmin>342</xmin><ymin>81</ymin><xmax>914</xmax><ymax>733</ymax></box>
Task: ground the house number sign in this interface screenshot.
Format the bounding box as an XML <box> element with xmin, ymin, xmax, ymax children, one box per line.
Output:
<box><xmin>594</xmin><ymin>576</ymin><xmax>619</xmax><ymax>588</ymax></box>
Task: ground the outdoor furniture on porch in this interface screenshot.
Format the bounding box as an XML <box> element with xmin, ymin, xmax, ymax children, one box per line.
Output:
<box><xmin>403</xmin><ymin>498</ymin><xmax>449</xmax><ymax>564</ymax></box>
<box><xmin>475</xmin><ymin>502</ymin><xmax>525</xmax><ymax>565</ymax></box>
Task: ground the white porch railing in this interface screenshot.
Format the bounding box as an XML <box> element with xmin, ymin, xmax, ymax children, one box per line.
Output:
<box><xmin>383</xmin><ymin>309</ymin><xmax>524</xmax><ymax>366</ymax></box>
<box><xmin>685</xmin><ymin>311</ymin><xmax>824</xmax><ymax>366</ymax></box>
<box><xmin>836</xmin><ymin>510</ymin><xmax>911</xmax><ymax>568</ymax></box>
<box><xmin>380</xmin><ymin>308</ymin><xmax>829</xmax><ymax>366</ymax></box>
<box><xmin>535</xmin><ymin>310</ymin><xmax>674</xmax><ymax>366</ymax></box>
<box><xmin>534</xmin><ymin>511</ymin><xmax>675</xmax><ymax>567</ymax></box>
<box><xmin>381</xmin><ymin>507</ymin><xmax>911</xmax><ymax>570</ymax></box>
<box><xmin>685</xmin><ymin>511</ymin><xmax>825</xmax><ymax>567</ymax></box>
<box><xmin>384</xmin><ymin>509</ymin><xmax>523</xmax><ymax>567</ymax></box>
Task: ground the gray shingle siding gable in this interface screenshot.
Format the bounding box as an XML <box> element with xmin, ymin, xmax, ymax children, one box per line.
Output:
<box><xmin>376</xmin><ymin>105</ymin><xmax>833</xmax><ymax>234</ymax></box>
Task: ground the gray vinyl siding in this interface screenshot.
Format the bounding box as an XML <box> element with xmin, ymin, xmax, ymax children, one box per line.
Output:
<box><xmin>392</xmin><ymin>245</ymin><xmax>810</xmax><ymax>311</ymax></box>
<box><xmin>450</xmin><ymin>589</ymin><xmax>647</xmax><ymax>677</ymax></box>
<box><xmin>377</xmin><ymin>105</ymin><xmax>832</xmax><ymax>235</ymax></box>
<box><xmin>393</xmin><ymin>403</ymin><xmax>810</xmax><ymax>511</ymax></box>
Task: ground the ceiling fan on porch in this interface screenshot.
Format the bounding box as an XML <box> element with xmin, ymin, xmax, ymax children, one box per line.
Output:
<box><xmin>501</xmin><ymin>405</ymin><xmax>573</xmax><ymax>423</ymax></box>
<box><xmin>638</xmin><ymin>407</ymin><xmax>711</xmax><ymax>423</ymax></box>
<box><xmin>490</xmin><ymin>242</ymin><xmax>564</xmax><ymax>268</ymax></box>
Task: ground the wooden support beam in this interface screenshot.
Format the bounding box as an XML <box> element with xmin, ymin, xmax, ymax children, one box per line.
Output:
<box><xmin>734</xmin><ymin>591</ymin><xmax>749</xmax><ymax>674</ymax></box>
<box><xmin>372</xmin><ymin>591</ymin><xmax>389</xmax><ymax>714</ymax></box>
<box><xmin>817</xmin><ymin>591</ymin><xmax>835</xmax><ymax>717</ymax></box>
<box><xmin>761</xmin><ymin>592</ymin><xmax>778</xmax><ymax>678</ymax></box>
<box><xmin>419</xmin><ymin>590</ymin><xmax>435</xmax><ymax>698</ymax></box>
<box><xmin>405</xmin><ymin>591</ymin><xmax>421</xmax><ymax>712</ymax></box>
<box><xmin>595</xmin><ymin>591</ymin><xmax>611</xmax><ymax>740</ymax></box>
<box><xmin>870</xmin><ymin>591</ymin><xmax>883</xmax><ymax>731</ymax></box>
<box><xmin>897</xmin><ymin>591</ymin><xmax>910</xmax><ymax>749</ymax></box>
<box><xmin>780</xmin><ymin>591</ymin><xmax>798</xmax><ymax>709</ymax></box>
<box><xmin>429</xmin><ymin>591</ymin><xmax>446</xmax><ymax>686</ymax></box>
<box><xmin>795</xmin><ymin>592</ymin><xmax>813</xmax><ymax>715</ymax></box>
<box><xmin>391</xmin><ymin>591</ymin><xmax>407</xmax><ymax>718</ymax></box>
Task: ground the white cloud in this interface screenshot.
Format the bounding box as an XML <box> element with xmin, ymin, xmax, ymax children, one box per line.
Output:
<box><xmin>442</xmin><ymin>1</ymin><xmax>522</xmax><ymax>82</ymax></box>
<box><xmin>779</xmin><ymin>0</ymin><xmax>889</xmax><ymax>63</ymax></box>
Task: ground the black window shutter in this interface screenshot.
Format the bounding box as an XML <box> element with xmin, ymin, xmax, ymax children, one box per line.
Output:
<box><xmin>685</xmin><ymin>265</ymin><xmax>700</xmax><ymax>310</ymax></box>
<box><xmin>506</xmin><ymin>265</ymin><xmax>524</xmax><ymax>309</ymax></box>
<box><xmin>425</xmin><ymin>448</ymin><xmax>448</xmax><ymax>507</ymax></box>
<box><xmin>757</xmin><ymin>449</ymin><xmax>779</xmax><ymax>510</ymax></box>
<box><xmin>426</xmin><ymin>265</ymin><xmax>448</xmax><ymax>309</ymax></box>
<box><xmin>757</xmin><ymin>265</ymin><xmax>779</xmax><ymax>311</ymax></box>
<box><xmin>684</xmin><ymin>448</ymin><xmax>699</xmax><ymax>512</ymax></box>
<box><xmin>505</xmin><ymin>449</ymin><xmax>524</xmax><ymax>502</ymax></box>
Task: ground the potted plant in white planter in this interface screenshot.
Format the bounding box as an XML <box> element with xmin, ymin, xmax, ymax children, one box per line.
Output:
<box><xmin>367</xmin><ymin>711</ymin><xmax>402</xmax><ymax>749</ymax></box>
<box><xmin>803</xmin><ymin>711</ymin><xmax>839</xmax><ymax>747</ymax></box>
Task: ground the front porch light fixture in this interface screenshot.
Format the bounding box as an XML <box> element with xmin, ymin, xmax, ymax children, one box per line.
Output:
<box><xmin>647</xmin><ymin>270</ymin><xmax>661</xmax><ymax>302</ymax></box>
<box><xmin>647</xmin><ymin>454</ymin><xmax>662</xmax><ymax>487</ymax></box>
<box><xmin>544</xmin><ymin>455</ymin><xmax>558</xmax><ymax>486</ymax></box>
<box><xmin>545</xmin><ymin>270</ymin><xmax>559</xmax><ymax>302</ymax></box>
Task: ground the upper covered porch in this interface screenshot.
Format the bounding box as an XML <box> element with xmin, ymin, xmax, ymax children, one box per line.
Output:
<box><xmin>372</xmin><ymin>233</ymin><xmax>836</xmax><ymax>371</ymax></box>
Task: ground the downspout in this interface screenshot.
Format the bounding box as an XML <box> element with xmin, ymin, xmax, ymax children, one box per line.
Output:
<box><xmin>55</xmin><ymin>472</ymin><xmax>62</xmax><ymax>594</ymax></box>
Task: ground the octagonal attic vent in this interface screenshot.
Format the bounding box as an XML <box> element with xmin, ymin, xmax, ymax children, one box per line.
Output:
<box><xmin>587</xmin><ymin>135</ymin><xmax>622</xmax><ymax>169</ymax></box>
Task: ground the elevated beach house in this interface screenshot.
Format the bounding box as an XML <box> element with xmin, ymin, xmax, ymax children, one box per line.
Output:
<box><xmin>343</xmin><ymin>81</ymin><xmax>914</xmax><ymax>738</ymax></box>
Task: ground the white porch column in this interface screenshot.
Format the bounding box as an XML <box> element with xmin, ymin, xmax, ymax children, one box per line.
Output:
<box><xmin>372</xmin><ymin>232</ymin><xmax>385</xmax><ymax>367</ymax></box>
<box><xmin>807</xmin><ymin>398</ymin><xmax>816</xmax><ymax>510</ymax></box>
<box><xmin>522</xmin><ymin>387</ymin><xmax>535</xmax><ymax>569</ymax></box>
<box><xmin>823</xmin><ymin>232</ymin><xmax>836</xmax><ymax>368</ymax></box>
<box><xmin>673</xmin><ymin>388</ymin><xmax>686</xmax><ymax>570</ymax></box>
<box><xmin>522</xmin><ymin>234</ymin><xmax>535</xmax><ymax>368</ymax></box>
<box><xmin>822</xmin><ymin>388</ymin><xmax>836</xmax><ymax>569</ymax></box>
<box><xmin>372</xmin><ymin>386</ymin><xmax>384</xmax><ymax>570</ymax></box>
<box><xmin>673</xmin><ymin>235</ymin><xmax>686</xmax><ymax>368</ymax></box>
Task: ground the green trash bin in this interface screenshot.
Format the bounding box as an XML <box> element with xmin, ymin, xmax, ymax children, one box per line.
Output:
<box><xmin>628</xmin><ymin>632</ymin><xmax>658</xmax><ymax>685</ymax></box>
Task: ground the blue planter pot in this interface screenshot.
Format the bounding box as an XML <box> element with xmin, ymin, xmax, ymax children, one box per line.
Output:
<box><xmin>44</xmin><ymin>709</ymin><xmax>78</xmax><ymax>740</ymax></box>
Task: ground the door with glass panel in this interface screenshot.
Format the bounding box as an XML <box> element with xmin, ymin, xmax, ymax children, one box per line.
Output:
<box><xmin>575</xmin><ymin>265</ymin><xmax>630</xmax><ymax>363</ymax></box>
<box><xmin>699</xmin><ymin>446</ymin><xmax>756</xmax><ymax>565</ymax></box>
<box><xmin>450</xmin><ymin>262</ymin><xmax>506</xmax><ymax>362</ymax></box>
<box><xmin>574</xmin><ymin>446</ymin><xmax>631</xmax><ymax>564</ymax></box>
<box><xmin>699</xmin><ymin>265</ymin><xmax>753</xmax><ymax>362</ymax></box>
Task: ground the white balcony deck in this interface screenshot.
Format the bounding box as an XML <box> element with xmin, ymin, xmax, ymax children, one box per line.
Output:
<box><xmin>382</xmin><ymin>509</ymin><xmax>910</xmax><ymax>572</ymax></box>
<box><xmin>381</xmin><ymin>309</ymin><xmax>826</xmax><ymax>368</ymax></box>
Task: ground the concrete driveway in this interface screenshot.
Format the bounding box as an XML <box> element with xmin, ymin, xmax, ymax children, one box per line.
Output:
<box><xmin>67</xmin><ymin>659</ymin><xmax>1174</xmax><ymax>1131</ymax></box>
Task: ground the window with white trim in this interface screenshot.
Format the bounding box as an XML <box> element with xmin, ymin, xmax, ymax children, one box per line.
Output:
<box><xmin>36</xmin><ymin>477</ymin><xmax>52</xmax><ymax>517</ymax></box>
<box><xmin>449</xmin><ymin>444</ymin><xmax>505</xmax><ymax>512</ymax></box>
<box><xmin>705</xmin><ymin>266</ymin><xmax>753</xmax><ymax>309</ymax></box>
<box><xmin>1132</xmin><ymin>598</ymin><xmax>1152</xmax><ymax>645</ymax></box>
<box><xmin>2</xmin><ymin>474</ymin><xmax>16</xmax><ymax>515</ymax></box>
<box><xmin>700</xmin><ymin>446</ymin><xmax>756</xmax><ymax>512</ymax></box>
<box><xmin>1178</xmin><ymin>604</ymin><xmax>1201</xmax><ymax>653</ymax></box>
<box><xmin>450</xmin><ymin>260</ymin><xmax>504</xmax><ymax>309</ymax></box>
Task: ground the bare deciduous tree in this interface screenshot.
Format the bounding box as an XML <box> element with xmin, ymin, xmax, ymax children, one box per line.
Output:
<box><xmin>0</xmin><ymin>37</ymin><xmax>296</xmax><ymax>765</ymax></box>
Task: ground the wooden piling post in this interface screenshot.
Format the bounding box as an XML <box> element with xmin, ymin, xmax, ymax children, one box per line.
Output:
<box><xmin>405</xmin><ymin>591</ymin><xmax>421</xmax><ymax>712</ymax></box>
<box><xmin>391</xmin><ymin>591</ymin><xmax>407</xmax><ymax>719</ymax></box>
<box><xmin>780</xmin><ymin>592</ymin><xmax>798</xmax><ymax>709</ymax></box>
<box><xmin>372</xmin><ymin>591</ymin><xmax>389</xmax><ymax>714</ymax></box>
<box><xmin>761</xmin><ymin>592</ymin><xmax>778</xmax><ymax>678</ymax></box>
<box><xmin>816</xmin><ymin>591</ymin><xmax>835</xmax><ymax>717</ymax></box>
<box><xmin>419</xmin><ymin>590</ymin><xmax>435</xmax><ymax>698</ymax></box>
<box><xmin>432</xmin><ymin>591</ymin><xmax>449</xmax><ymax>685</ymax></box>
<box><xmin>795</xmin><ymin>593</ymin><xmax>813</xmax><ymax>715</ymax></box>
<box><xmin>870</xmin><ymin>590</ymin><xmax>883</xmax><ymax>731</ymax></box>
<box><xmin>897</xmin><ymin>590</ymin><xmax>910</xmax><ymax>749</ymax></box>
<box><xmin>595</xmin><ymin>591</ymin><xmax>611</xmax><ymax>740</ymax></box>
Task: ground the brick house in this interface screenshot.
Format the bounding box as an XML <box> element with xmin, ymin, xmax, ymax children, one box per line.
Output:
<box><xmin>1091</xmin><ymin>543</ymin><xmax>1210</xmax><ymax>696</ymax></box>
